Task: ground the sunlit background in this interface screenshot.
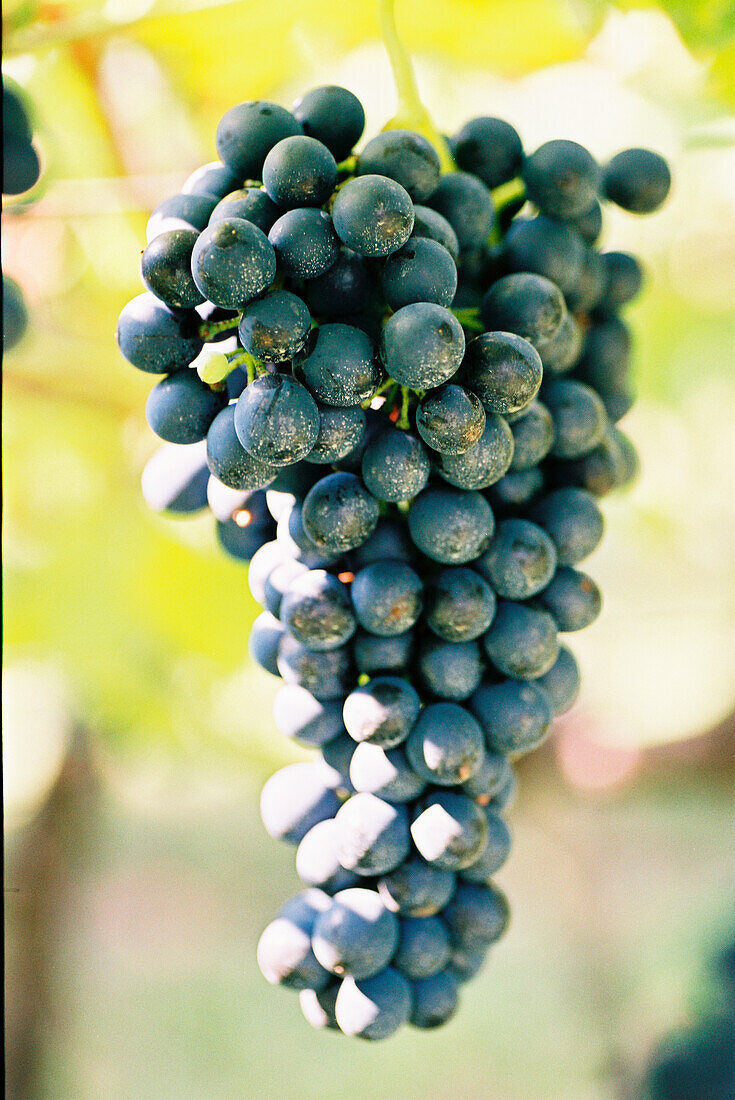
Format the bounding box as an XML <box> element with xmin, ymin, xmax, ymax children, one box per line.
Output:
<box><xmin>3</xmin><ymin>1</ymin><xmax>735</xmax><ymax>1097</ymax></box>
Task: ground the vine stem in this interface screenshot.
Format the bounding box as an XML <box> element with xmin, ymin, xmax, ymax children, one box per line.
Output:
<box><xmin>199</xmin><ymin>316</ymin><xmax>240</xmax><ymax>341</ymax></box>
<box><xmin>379</xmin><ymin>0</ymin><xmax>455</xmax><ymax>174</ymax></box>
<box><xmin>396</xmin><ymin>385</ymin><xmax>412</xmax><ymax>430</ymax></box>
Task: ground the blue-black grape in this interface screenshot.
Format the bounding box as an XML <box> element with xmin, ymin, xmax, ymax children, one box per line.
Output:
<box><xmin>304</xmin><ymin>248</ymin><xmax>376</xmax><ymax>318</ymax></box>
<box><xmin>408</xmin><ymin>485</ymin><xmax>494</xmax><ymax>565</ymax></box>
<box><xmin>536</xmin><ymin>644</ymin><xmax>580</xmax><ymax>715</ymax></box>
<box><xmin>348</xmin><ymin>518</ymin><xmax>414</xmax><ymax>569</ymax></box>
<box><xmin>215</xmin><ymin>100</ymin><xmax>302</xmax><ymax>178</ymax></box>
<box><xmin>411</xmin><ymin>790</ymin><xmax>488</xmax><ymax>871</ymax></box>
<box><xmin>296</xmin><ymin>820</ymin><xmax>359</xmax><ymax>894</ymax></box>
<box><xmin>206</xmin><ymin>404</ymin><xmax>278</xmax><ymax>489</ymax></box>
<box><xmin>450</xmin><ymin>116</ymin><xmax>523</xmax><ymax>189</ymax></box>
<box><xmin>488</xmin><ymin>468</ymin><xmax>544</xmax><ymax>513</ymax></box>
<box><xmin>381</xmin><ymin>237</ymin><xmax>457</xmax><ymax>310</ymax></box>
<box><xmin>249</xmin><ymin>609</ymin><xmax>286</xmax><ymax>675</ymax></box>
<box><xmin>543</xmin><ymin>379</ymin><xmax>608</xmax><ymax>460</ymax></box>
<box><xmin>302</xmin><ymin>471</ymin><xmax>379</xmax><ymax>552</ymax></box>
<box><xmin>331</xmin><ymin>175</ymin><xmax>414</xmax><ymax>258</ymax></box>
<box><xmin>483</xmin><ymin>600</ymin><xmax>559</xmax><ymax>680</ymax></box>
<box><xmin>279</xmin><ymin>569</ymin><xmax>356</xmax><ymax>651</ymax></box>
<box><xmin>335</xmin><ymin>969</ymin><xmax>412</xmax><ymax>1040</ymax></box>
<box><xmin>411</xmin><ymin>204</ymin><xmax>460</xmax><ymax>261</ymax></box>
<box><xmin>441</xmin><ymin>881</ymin><xmax>510</xmax><ymax>947</ymax></box>
<box><xmin>475</xmin><ymin>518</ymin><xmax>557</xmax><ymax>600</ymax></box>
<box><xmin>523</xmin><ymin>139</ymin><xmax>601</xmax><ymax>220</ymax></box>
<box><xmin>116</xmin><ymin>292</ymin><xmax>203</xmax><ymax>374</ymax></box>
<box><xmin>353</xmin><ymin>629</ymin><xmax>415</xmax><ymax>677</ymax></box>
<box><xmin>480</xmin><ymin>273</ymin><xmax>565</xmax><ymax>350</ymax></box>
<box><xmin>291</xmin><ymin>85</ymin><xmax>365</xmax><ymax>162</ymax></box>
<box><xmin>263</xmin><ymin>135</ymin><xmax>337</xmax><ymax>208</ymax></box>
<box><xmin>209</xmin><ymin>186</ymin><xmax>280</xmax><ymax>233</ymax></box>
<box><xmin>424</xmin><ymin>566</ymin><xmax>496</xmax><ymax>643</ymax></box>
<box><xmin>508</xmin><ymin>400</ymin><xmax>554</xmax><ymax>470</ymax></box>
<box><xmin>260</xmin><ymin>762</ymin><xmax>341</xmax><ymax>844</ymax></box>
<box><xmin>181</xmin><ymin>160</ymin><xmax>241</xmax><ymax>200</ymax></box>
<box><xmin>256</xmin><ymin>889</ymin><xmax>331</xmax><ymax>990</ymax></box>
<box><xmin>350</xmin><ymin>561</ymin><xmax>423</xmax><ymax>637</ymax></box>
<box><xmin>536</xmin><ymin>565</ymin><xmax>602</xmax><ymax>632</ymax></box>
<box><xmin>502</xmin><ymin>215</ymin><xmax>585</xmax><ymax>300</ymax></box>
<box><xmin>276</xmin><ymin>633</ymin><xmax>353</xmax><ymax>698</ymax></box>
<box><xmin>599</xmin><ymin>251</ymin><xmax>644</xmax><ymax>310</ymax></box>
<box><xmin>415</xmin><ymin>384</ymin><xmax>486</xmax><ymax>455</ymax></box>
<box><xmin>311</xmin><ymin>887</ymin><xmax>399</xmax><ymax>980</ymax></box>
<box><xmin>342</xmin><ymin>675</ymin><xmax>421</xmax><ymax>748</ymax></box>
<box><xmin>141</xmin><ymin>441</ymin><xmax>209</xmax><ymax>515</ymax></box>
<box><xmin>295</xmin><ymin>322</ymin><xmax>379</xmax><ymax>406</ymax></box>
<box><xmin>405</xmin><ymin>702</ymin><xmax>485</xmax><ymax>785</ymax></box>
<box><xmin>603</xmin><ymin>147</ymin><xmax>671</xmax><ymax>214</ymax></box>
<box><xmin>529</xmin><ymin>486</ymin><xmax>604</xmax><ymax>565</ymax></box>
<box><xmin>234</xmin><ymin>372</ymin><xmax>320</xmax><ymax>466</ymax></box>
<box><xmin>426</xmin><ymin>172</ymin><xmax>495</xmax><ymax>251</ymax></box>
<box><xmin>409</xmin><ymin>970</ymin><xmax>460</xmax><ymax>1029</ymax></box>
<box><xmin>378</xmin><ymin>860</ymin><xmax>456</xmax><ymax>918</ymax></box>
<box><xmin>379</xmin><ymin>302</ymin><xmax>465</xmax><ymax>389</ymax></box>
<box><xmin>335</xmin><ymin>793</ymin><xmax>410</xmax><ymax>876</ymax></box>
<box><xmin>417</xmin><ymin>637</ymin><xmax>484</xmax><ymax>701</ymax></box>
<box><xmin>272</xmin><ymin>683</ymin><xmax>345</xmax><ymax>746</ymax></box>
<box><xmin>238</xmin><ymin>289</ymin><xmax>311</xmax><ymax>363</ymax></box>
<box><xmin>361</xmin><ymin>428</ymin><xmax>430</xmax><ymax>502</ymax></box>
<box><xmin>141</xmin><ymin>228</ymin><xmax>204</xmax><ymax>310</ymax></box>
<box><xmin>357</xmin><ymin>129</ymin><xmax>441</xmax><ymax>202</ymax></box>
<box><xmin>462</xmin><ymin>752</ymin><xmax>514</xmax><ymax>804</ymax></box>
<box><xmin>3</xmin><ymin>274</ymin><xmax>28</xmax><ymax>351</ymax></box>
<box><xmin>307</xmin><ymin>404</ymin><xmax>366</xmax><ymax>464</ymax></box>
<box><xmin>435</xmin><ymin>411</ymin><xmax>515</xmax><ymax>490</ymax></box>
<box><xmin>268</xmin><ymin>207</ymin><xmax>340</xmax><ymax>279</ymax></box>
<box><xmin>393</xmin><ymin>915</ymin><xmax>451</xmax><ymax>980</ymax></box>
<box><xmin>470</xmin><ymin>678</ymin><xmax>553</xmax><ymax>755</ymax></box>
<box><xmin>146</xmin><ymin>193</ymin><xmax>219</xmax><ymax>241</ymax></box>
<box><xmin>146</xmin><ymin>371</ymin><xmax>227</xmax><ymax>444</ymax></box>
<box><xmin>191</xmin><ymin>217</ymin><xmax>276</xmax><ymax>308</ymax></box>
<box><xmin>349</xmin><ymin>743</ymin><xmax>426</xmax><ymax>804</ymax></box>
<box><xmin>460</xmin><ymin>810</ymin><xmax>511</xmax><ymax>881</ymax></box>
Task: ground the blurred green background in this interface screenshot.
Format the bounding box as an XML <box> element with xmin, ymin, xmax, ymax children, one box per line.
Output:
<box><xmin>3</xmin><ymin>1</ymin><xmax>735</xmax><ymax>1097</ymax></box>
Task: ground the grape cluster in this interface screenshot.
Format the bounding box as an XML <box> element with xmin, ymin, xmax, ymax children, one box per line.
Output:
<box><xmin>3</xmin><ymin>78</ymin><xmax>43</xmax><ymax>351</ymax></box>
<box><xmin>117</xmin><ymin>84</ymin><xmax>670</xmax><ymax>1039</ymax></box>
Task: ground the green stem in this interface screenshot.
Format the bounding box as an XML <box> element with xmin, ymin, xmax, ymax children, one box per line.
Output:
<box><xmin>396</xmin><ymin>385</ymin><xmax>412</xmax><ymax>430</ymax></box>
<box><xmin>379</xmin><ymin>0</ymin><xmax>455</xmax><ymax>174</ymax></box>
<box><xmin>491</xmin><ymin>177</ymin><xmax>526</xmax><ymax>212</ymax></box>
<box><xmin>451</xmin><ymin>307</ymin><xmax>484</xmax><ymax>331</ymax></box>
<box><xmin>199</xmin><ymin>316</ymin><xmax>240</xmax><ymax>341</ymax></box>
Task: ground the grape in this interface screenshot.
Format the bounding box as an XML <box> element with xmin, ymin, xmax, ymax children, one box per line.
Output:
<box><xmin>538</xmin><ymin>312</ymin><xmax>583</xmax><ymax>377</ymax></box>
<box><xmin>523</xmin><ymin>139</ymin><xmax>601</xmax><ymax>219</ymax></box>
<box><xmin>378</xmin><ymin>861</ymin><xmax>456</xmax><ymax>919</ymax></box>
<box><xmin>312</xmin><ymin>888</ymin><xmax>399</xmax><ymax>979</ymax></box>
<box><xmin>361</xmin><ymin>428</ymin><xmax>430</xmax><ymax>502</ymax></box>
<box><xmin>411</xmin><ymin>204</ymin><xmax>460</xmax><ymax>261</ymax></box>
<box><xmin>488</xmin><ymin>468</ymin><xmax>544</xmax><ymax>512</ymax></box>
<box><xmin>238</xmin><ymin>289</ymin><xmax>311</xmax><ymax>363</ymax></box>
<box><xmin>537</xmin><ymin>644</ymin><xmax>580</xmax><ymax>715</ymax></box>
<box><xmin>331</xmin><ymin>175</ymin><xmax>414</xmax><ymax>257</ymax></box>
<box><xmin>353</xmin><ymin>630</ymin><xmax>415</xmax><ymax>677</ymax></box>
<box><xmin>480</xmin><ymin>274</ymin><xmax>565</xmax><ymax>350</ymax></box>
<box><xmin>508</xmin><ymin>400</ymin><xmax>554</xmax><ymax>470</ymax></box>
<box><xmin>350</xmin><ymin>562</ymin><xmax>423</xmax><ymax>637</ymax></box>
<box><xmin>537</xmin><ymin>565</ymin><xmax>602</xmax><ymax>632</ymax></box>
<box><xmin>146</xmin><ymin>371</ymin><xmax>227</xmax><ymax>444</ymax></box>
<box><xmin>349</xmin><ymin>743</ymin><xmax>426</xmax><ymax>803</ymax></box>
<box><xmin>424</xmin><ymin>566</ymin><xmax>496</xmax><ymax>643</ymax></box>
<box><xmin>379</xmin><ymin>302</ymin><xmax>465</xmax><ymax>389</ymax></box>
<box><xmin>470</xmin><ymin>678</ymin><xmax>553</xmax><ymax>755</ymax></box>
<box><xmin>3</xmin><ymin>274</ymin><xmax>28</xmax><ymax>351</ymax></box>
<box><xmin>257</xmin><ymin>889</ymin><xmax>331</xmax><ymax>990</ymax></box>
<box><xmin>407</xmin><ymin>485</ymin><xmax>494</xmax><ymax>565</ymax></box>
<box><xmin>181</xmin><ymin>160</ymin><xmax>241</xmax><ymax>200</ymax></box>
<box><xmin>393</xmin><ymin>916</ymin><xmax>451</xmax><ymax>980</ymax></box>
<box><xmin>116</xmin><ymin>292</ymin><xmax>203</xmax><ymax>374</ymax></box>
<box><xmin>318</xmin><ymin>734</ymin><xmax>358</xmax><ymax>793</ymax></box>
<box><xmin>603</xmin><ymin>147</ymin><xmax>671</xmax><ymax>214</ymax></box>
<box><xmin>348</xmin><ymin>518</ymin><xmax>414</xmax><ymax>569</ymax></box>
<box><xmin>146</xmin><ymin>193</ymin><xmax>219</xmax><ymax>241</ymax></box>
<box><xmin>409</xmin><ymin>970</ymin><xmax>459</xmax><ymax>1029</ymax></box>
<box><xmin>565</xmin><ymin>245</ymin><xmax>606</xmax><ymax>313</ymax></box>
<box><xmin>485</xmin><ymin>766</ymin><xmax>518</xmax><ymax>812</ymax></box>
<box><xmin>418</xmin><ymin>636</ymin><xmax>484</xmax><ymax>701</ymax></box>
<box><xmin>302</xmin><ymin>472</ymin><xmax>379</xmax><ymax>552</ymax></box>
<box><xmin>357</xmin><ymin>129</ymin><xmax>441</xmax><ymax>202</ymax></box>
<box><xmin>483</xmin><ymin>600</ymin><xmax>559</xmax><ymax>680</ymax></box>
<box><xmin>268</xmin><ymin>207</ymin><xmax>340</xmax><ymax>278</ymax></box>
<box><xmin>450</xmin><ymin>116</ymin><xmax>523</xmax><ymax>189</ymax></box>
<box><xmin>206</xmin><ymin>405</ymin><xmax>277</xmax><ymax>490</ymax></box>
<box><xmin>142</xmin><ymin>442</ymin><xmax>209</xmax><ymax>515</ymax></box>
<box><xmin>411</xmin><ymin>791</ymin><xmax>488</xmax><ymax>871</ymax></box>
<box><xmin>334</xmin><ymin>969</ymin><xmax>412</xmax><ymax>1039</ymax></box>
<box><xmin>299</xmin><ymin>983</ymin><xmax>340</xmax><ymax>1031</ymax></box>
<box><xmin>304</xmin><ymin>248</ymin><xmax>375</xmax><ymax>317</ymax></box>
<box><xmin>381</xmin><ymin>238</ymin><xmax>457</xmax><ymax>310</ymax></box>
<box><xmin>3</xmin><ymin>138</ymin><xmax>41</xmax><ymax>195</ymax></box>
<box><xmin>296</xmin><ymin>820</ymin><xmax>360</xmax><ymax>894</ymax></box>
<box><xmin>292</xmin><ymin>85</ymin><xmax>365</xmax><ymax>162</ymax></box>
<box><xmin>260</xmin><ymin>762</ymin><xmax>341</xmax><ymax>844</ymax></box>
<box><xmin>435</xmin><ymin>411</ymin><xmax>515</xmax><ymax>490</ymax></box>
<box><xmin>279</xmin><ymin>569</ymin><xmax>355</xmax><ymax>651</ymax></box>
<box><xmin>209</xmin><ymin>187</ymin><xmax>280</xmax><ymax>234</ymax></box>
<box><xmin>295</xmin><ymin>323</ymin><xmax>379</xmax><ymax>406</ymax></box>
<box><xmin>263</xmin><ymin>135</ymin><xmax>337</xmax><ymax>208</ymax></box>
<box><xmin>3</xmin><ymin>83</ymin><xmax>33</xmax><ymax>143</ymax></box>
<box><xmin>277</xmin><ymin>499</ymin><xmax>334</xmax><ymax>562</ymax></box>
<box><xmin>276</xmin><ymin>633</ymin><xmax>353</xmax><ymax>699</ymax></box>
<box><xmin>426</xmin><ymin>172</ymin><xmax>495</xmax><ymax>251</ymax></box>
<box><xmin>503</xmin><ymin>215</ymin><xmax>585</xmax><ymax>300</ymax></box>
<box><xmin>335</xmin><ymin>793</ymin><xmax>410</xmax><ymax>876</ymax></box>
<box><xmin>272</xmin><ymin>684</ymin><xmax>344</xmax><ymax>748</ymax></box>
<box><xmin>462</xmin><ymin>753</ymin><xmax>514</xmax><ymax>804</ymax></box>
<box><xmin>529</xmin><ymin>487</ymin><xmax>604</xmax><ymax>565</ymax></box>
<box><xmin>567</xmin><ymin>198</ymin><xmax>603</xmax><ymax>244</ymax></box>
<box><xmin>215</xmin><ymin>100</ymin><xmax>301</xmax><ymax>178</ymax></box>
<box><xmin>191</xmin><ymin>217</ymin><xmax>276</xmax><ymax>309</ymax></box>
<box><xmin>575</xmin><ymin>316</ymin><xmax>631</xmax><ymax>393</ymax></box>
<box><xmin>249</xmin><ymin>610</ymin><xmax>286</xmax><ymax>674</ymax></box>
<box><xmin>406</xmin><ymin>703</ymin><xmax>485</xmax><ymax>786</ymax></box>
<box><xmin>415</xmin><ymin>384</ymin><xmax>486</xmax><ymax>455</ymax></box>
<box><xmin>442</xmin><ymin>882</ymin><xmax>510</xmax><ymax>947</ymax></box>
<box><xmin>306</xmin><ymin>404</ymin><xmax>366</xmax><ymax>464</ymax></box>
<box><xmin>234</xmin><ymin>373</ymin><xmax>319</xmax><ymax>467</ymax></box>
<box><xmin>342</xmin><ymin>676</ymin><xmax>421</xmax><ymax>748</ymax></box>
<box><xmin>599</xmin><ymin>251</ymin><xmax>644</xmax><ymax>310</ymax></box>
<box><xmin>217</xmin><ymin>507</ymin><xmax>276</xmax><ymax>563</ymax></box>
<box><xmin>460</xmin><ymin>810</ymin><xmax>511</xmax><ymax>881</ymax></box>
<box><xmin>475</xmin><ymin>518</ymin><xmax>557</xmax><ymax>600</ymax></box>
<box><xmin>543</xmin><ymin>379</ymin><xmax>608</xmax><ymax>460</ymax></box>
<box><xmin>141</xmin><ymin>228</ymin><xmax>204</xmax><ymax>310</ymax></box>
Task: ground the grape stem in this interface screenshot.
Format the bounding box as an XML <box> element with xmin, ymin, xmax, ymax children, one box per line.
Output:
<box><xmin>199</xmin><ymin>316</ymin><xmax>240</xmax><ymax>340</ymax></box>
<box><xmin>379</xmin><ymin>0</ymin><xmax>455</xmax><ymax>174</ymax></box>
<box><xmin>451</xmin><ymin>307</ymin><xmax>484</xmax><ymax>331</ymax></box>
<box><xmin>396</xmin><ymin>385</ymin><xmax>412</xmax><ymax>430</ymax></box>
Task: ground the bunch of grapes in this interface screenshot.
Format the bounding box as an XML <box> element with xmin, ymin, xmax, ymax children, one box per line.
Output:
<box><xmin>117</xmin><ymin>84</ymin><xmax>670</xmax><ymax>1039</ymax></box>
<box><xmin>3</xmin><ymin>77</ymin><xmax>43</xmax><ymax>351</ymax></box>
